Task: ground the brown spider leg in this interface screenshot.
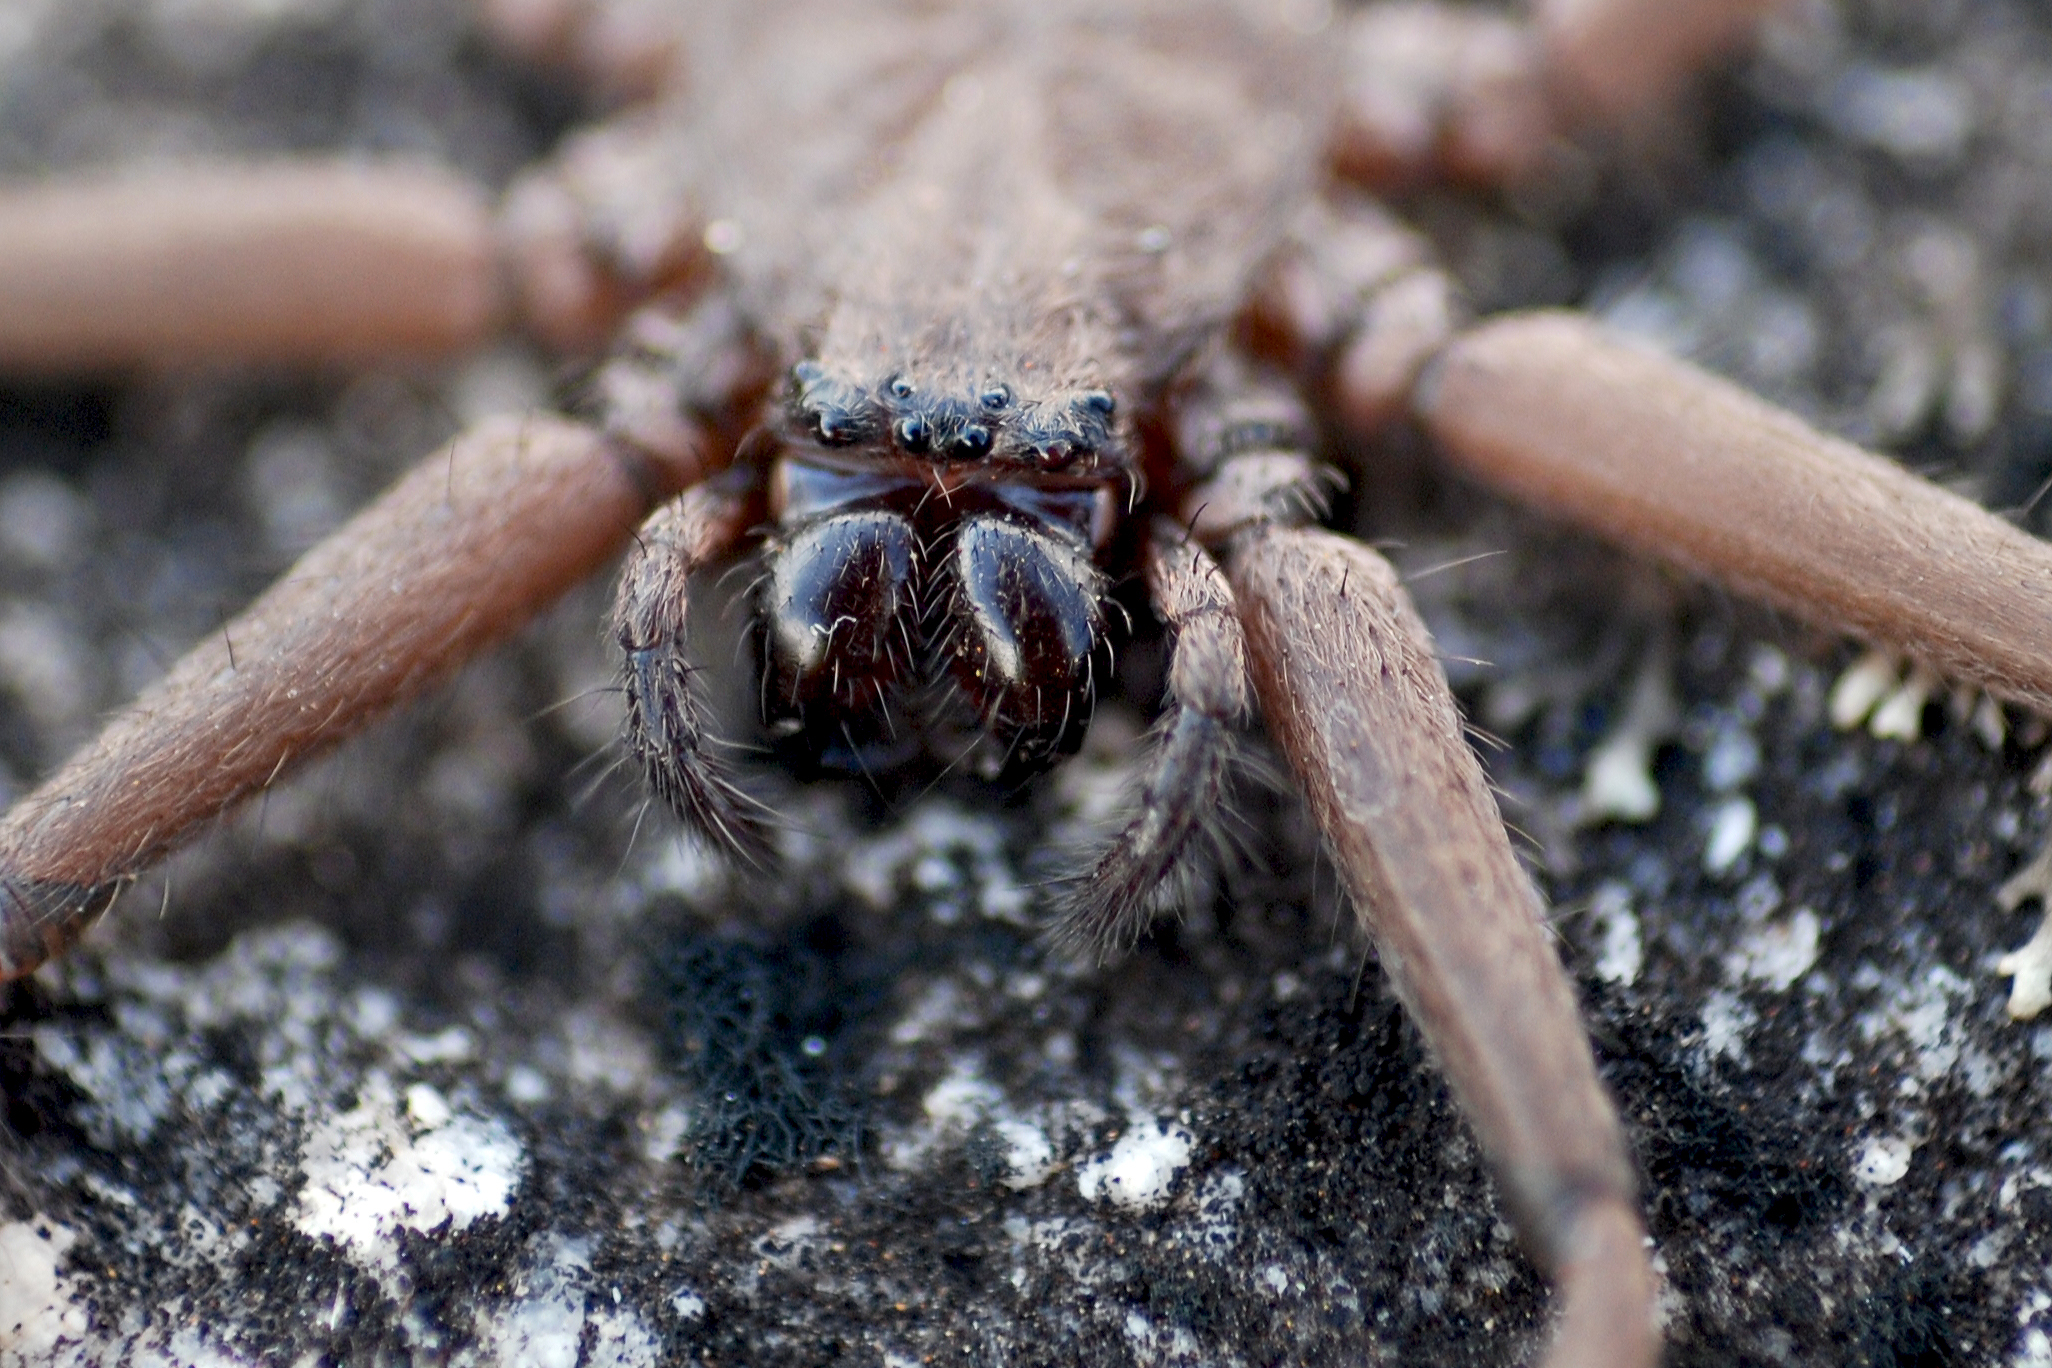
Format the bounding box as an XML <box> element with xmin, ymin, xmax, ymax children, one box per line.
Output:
<box><xmin>1049</xmin><ymin>525</ymin><xmax>1252</xmax><ymax>957</ymax></box>
<box><xmin>612</xmin><ymin>475</ymin><xmax>778</xmax><ymax>868</ymax></box>
<box><xmin>0</xmin><ymin>163</ymin><xmax>503</xmax><ymax>371</ymax></box>
<box><xmin>0</xmin><ymin>414</ymin><xmax>694</xmax><ymax>981</ymax></box>
<box><xmin>1247</xmin><ymin>195</ymin><xmax>1460</xmax><ymax>437</ymax></box>
<box><xmin>1050</xmin><ymin>347</ymin><xmax>1342</xmax><ymax>952</ymax></box>
<box><xmin>501</xmin><ymin>109</ymin><xmax>712</xmax><ymax>352</ymax></box>
<box><xmin>1336</xmin><ymin>0</ymin><xmax>1784</xmax><ymax>186</ymax></box>
<box><xmin>1421</xmin><ymin>312</ymin><xmax>2052</xmax><ymax>714</ymax></box>
<box><xmin>1226</xmin><ymin>524</ymin><xmax>1655</xmax><ymax>1368</ymax></box>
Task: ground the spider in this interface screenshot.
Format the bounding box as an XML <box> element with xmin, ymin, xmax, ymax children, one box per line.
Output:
<box><xmin>2</xmin><ymin>0</ymin><xmax>2049</xmax><ymax>1364</ymax></box>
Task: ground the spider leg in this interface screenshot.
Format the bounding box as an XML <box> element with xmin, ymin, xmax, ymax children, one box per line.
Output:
<box><xmin>0</xmin><ymin>77</ymin><xmax>710</xmax><ymax>367</ymax></box>
<box><xmin>1250</xmin><ymin>192</ymin><xmax>1655</xmax><ymax>1367</ymax></box>
<box><xmin>1422</xmin><ymin>313</ymin><xmax>2052</xmax><ymax>713</ymax></box>
<box><xmin>0</xmin><ymin>415</ymin><xmax>691</xmax><ymax>981</ymax></box>
<box><xmin>1226</xmin><ymin>523</ymin><xmax>1655</xmax><ymax>1368</ymax></box>
<box><xmin>1049</xmin><ymin>525</ymin><xmax>1250</xmax><ymax>958</ymax></box>
<box><xmin>0</xmin><ymin>163</ymin><xmax>503</xmax><ymax>371</ymax></box>
<box><xmin>614</xmin><ymin>473</ymin><xmax>777</xmax><ymax>868</ymax></box>
<box><xmin>1336</xmin><ymin>0</ymin><xmax>1785</xmax><ymax>185</ymax></box>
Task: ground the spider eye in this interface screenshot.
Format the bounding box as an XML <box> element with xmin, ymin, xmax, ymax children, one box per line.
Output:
<box><xmin>895</xmin><ymin>414</ymin><xmax>932</xmax><ymax>452</ymax></box>
<box><xmin>953</xmin><ymin>424</ymin><xmax>992</xmax><ymax>457</ymax></box>
<box><xmin>979</xmin><ymin>384</ymin><xmax>1011</xmax><ymax>412</ymax></box>
<box><xmin>793</xmin><ymin>360</ymin><xmax>825</xmax><ymax>387</ymax></box>
<box><xmin>887</xmin><ymin>375</ymin><xmax>915</xmax><ymax>400</ymax></box>
<box><xmin>1077</xmin><ymin>390</ymin><xmax>1115</xmax><ymax>418</ymax></box>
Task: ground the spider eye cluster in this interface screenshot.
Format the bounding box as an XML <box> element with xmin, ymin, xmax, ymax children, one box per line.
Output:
<box><xmin>788</xmin><ymin>362</ymin><xmax>1118</xmax><ymax>470</ymax></box>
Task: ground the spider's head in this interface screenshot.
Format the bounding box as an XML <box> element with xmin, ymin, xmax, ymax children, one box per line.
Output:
<box><xmin>783</xmin><ymin>359</ymin><xmax>1124</xmax><ymax>476</ymax></box>
<box><xmin>752</xmin><ymin>359</ymin><xmax>1129</xmax><ymax>783</ymax></box>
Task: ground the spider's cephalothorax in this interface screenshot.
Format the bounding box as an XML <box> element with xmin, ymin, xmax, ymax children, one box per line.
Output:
<box><xmin>756</xmin><ymin>362</ymin><xmax>1131</xmax><ymax>781</ymax></box>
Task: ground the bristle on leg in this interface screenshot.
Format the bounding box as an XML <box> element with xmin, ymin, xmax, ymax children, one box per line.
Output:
<box><xmin>613</xmin><ymin>478</ymin><xmax>777</xmax><ymax>868</ymax></box>
<box><xmin>1050</xmin><ymin>528</ymin><xmax>1250</xmax><ymax>959</ymax></box>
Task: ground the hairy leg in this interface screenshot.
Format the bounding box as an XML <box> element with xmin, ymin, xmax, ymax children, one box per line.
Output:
<box><xmin>613</xmin><ymin>475</ymin><xmax>776</xmax><ymax>868</ymax></box>
<box><xmin>1422</xmin><ymin>312</ymin><xmax>2052</xmax><ymax>713</ymax></box>
<box><xmin>1050</xmin><ymin>526</ymin><xmax>1251</xmax><ymax>956</ymax></box>
<box><xmin>0</xmin><ymin>163</ymin><xmax>502</xmax><ymax>371</ymax></box>
<box><xmin>1335</xmin><ymin>0</ymin><xmax>1784</xmax><ymax>185</ymax></box>
<box><xmin>1228</xmin><ymin>524</ymin><xmax>1655</xmax><ymax>1368</ymax></box>
<box><xmin>0</xmin><ymin>415</ymin><xmax>678</xmax><ymax>979</ymax></box>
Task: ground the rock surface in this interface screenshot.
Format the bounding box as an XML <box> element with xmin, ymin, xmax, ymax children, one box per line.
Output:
<box><xmin>5</xmin><ymin>1</ymin><xmax>2052</xmax><ymax>1364</ymax></box>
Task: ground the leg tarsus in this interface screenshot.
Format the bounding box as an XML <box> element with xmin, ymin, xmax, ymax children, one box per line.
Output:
<box><xmin>1049</xmin><ymin>530</ymin><xmax>1250</xmax><ymax>959</ymax></box>
<box><xmin>613</xmin><ymin>477</ymin><xmax>776</xmax><ymax>868</ymax></box>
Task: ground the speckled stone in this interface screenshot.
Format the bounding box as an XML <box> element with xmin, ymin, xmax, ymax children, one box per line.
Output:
<box><xmin>5</xmin><ymin>3</ymin><xmax>2052</xmax><ymax>1366</ymax></box>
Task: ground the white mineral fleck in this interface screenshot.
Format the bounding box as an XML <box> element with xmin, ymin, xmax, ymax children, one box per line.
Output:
<box><xmin>1591</xmin><ymin>882</ymin><xmax>1643</xmax><ymax>988</ymax></box>
<box><xmin>0</xmin><ymin>1219</ymin><xmax>84</xmax><ymax>1364</ymax></box>
<box><xmin>1825</xmin><ymin>64</ymin><xmax>1974</xmax><ymax>163</ymax></box>
<box><xmin>1853</xmin><ymin>1136</ymin><xmax>1914</xmax><ymax>1187</ymax></box>
<box><xmin>1704</xmin><ymin>798</ymin><xmax>1758</xmax><ymax>875</ymax></box>
<box><xmin>1077</xmin><ymin>1118</ymin><xmax>1194</xmax><ymax>1210</ymax></box>
<box><xmin>1727</xmin><ymin>908</ymin><xmax>1822</xmax><ymax>992</ymax></box>
<box><xmin>295</xmin><ymin>1075</ymin><xmax>524</xmax><ymax>1276</ymax></box>
<box><xmin>0</xmin><ymin>470</ymin><xmax>88</xmax><ymax>570</ymax></box>
<box><xmin>993</xmin><ymin>1119</ymin><xmax>1055</xmax><ymax>1191</ymax></box>
<box><xmin>0</xmin><ymin>600</ymin><xmax>89</xmax><ymax>729</ymax></box>
<box><xmin>1702</xmin><ymin>725</ymin><xmax>1761</xmax><ymax>793</ymax></box>
<box><xmin>504</xmin><ymin>1064</ymin><xmax>551</xmax><ymax>1105</ymax></box>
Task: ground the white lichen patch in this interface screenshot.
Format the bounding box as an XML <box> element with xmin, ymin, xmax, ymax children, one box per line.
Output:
<box><xmin>295</xmin><ymin>1073</ymin><xmax>524</xmax><ymax>1277</ymax></box>
<box><xmin>1858</xmin><ymin>964</ymin><xmax>1971</xmax><ymax>1085</ymax></box>
<box><xmin>1829</xmin><ymin>649</ymin><xmax>1900</xmax><ymax>730</ymax></box>
<box><xmin>1870</xmin><ymin>663</ymin><xmax>1940</xmax><ymax>741</ymax></box>
<box><xmin>1181</xmin><ymin>1171</ymin><xmax>1245</xmax><ymax>1257</ymax></box>
<box><xmin>1590</xmin><ymin>882</ymin><xmax>1643</xmax><ymax>987</ymax></box>
<box><xmin>1699</xmin><ymin>990</ymin><xmax>1758</xmax><ymax>1065</ymax></box>
<box><xmin>1726</xmin><ymin>908</ymin><xmax>1823</xmax><ymax>992</ymax></box>
<box><xmin>922</xmin><ymin>1063</ymin><xmax>1005</xmax><ymax>1128</ymax></box>
<box><xmin>1122</xmin><ymin>1307</ymin><xmax>1204</xmax><ymax>1366</ymax></box>
<box><xmin>1579</xmin><ymin>640</ymin><xmax>1678</xmax><ymax>824</ymax></box>
<box><xmin>1077</xmin><ymin>1118</ymin><xmax>1194</xmax><ymax>1210</ymax></box>
<box><xmin>463</xmin><ymin>1238</ymin><xmax>661</xmax><ymax>1368</ymax></box>
<box><xmin>1998</xmin><ymin>835</ymin><xmax>2052</xmax><ymax>1019</ymax></box>
<box><xmin>0</xmin><ymin>1219</ymin><xmax>85</xmax><ymax>1366</ymax></box>
<box><xmin>890</xmin><ymin>978</ymin><xmax>976</xmax><ymax>1046</ymax></box>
